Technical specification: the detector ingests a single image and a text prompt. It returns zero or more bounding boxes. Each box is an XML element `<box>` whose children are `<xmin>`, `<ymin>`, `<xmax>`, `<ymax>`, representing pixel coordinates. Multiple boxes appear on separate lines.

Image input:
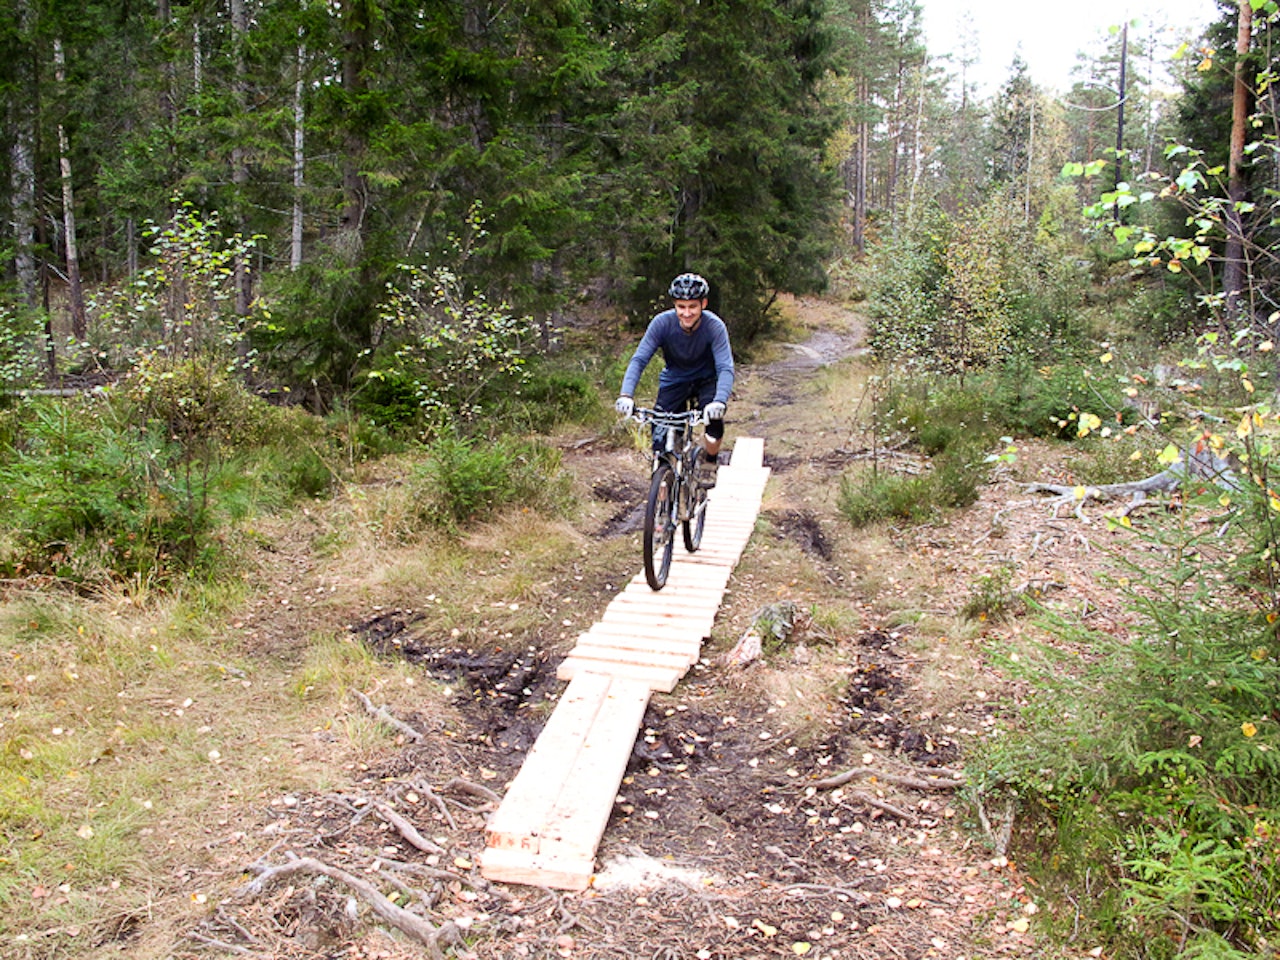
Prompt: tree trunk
<box><xmin>291</xmin><ymin>41</ymin><xmax>306</xmax><ymax>271</ymax></box>
<box><xmin>157</xmin><ymin>0</ymin><xmax>175</xmax><ymax>125</ymax></box>
<box><xmin>54</xmin><ymin>39</ymin><xmax>87</xmax><ymax>340</ymax></box>
<box><xmin>340</xmin><ymin>0</ymin><xmax>371</xmax><ymax>247</ymax></box>
<box><xmin>230</xmin><ymin>0</ymin><xmax>251</xmax><ymax>319</ymax></box>
<box><xmin>1223</xmin><ymin>0</ymin><xmax>1253</xmax><ymax>325</ymax></box>
<box><xmin>7</xmin><ymin>0</ymin><xmax>39</xmax><ymax>312</ymax></box>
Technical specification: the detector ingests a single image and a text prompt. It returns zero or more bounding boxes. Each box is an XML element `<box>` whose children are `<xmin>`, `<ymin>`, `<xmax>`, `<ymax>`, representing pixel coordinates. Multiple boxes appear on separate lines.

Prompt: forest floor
<box><xmin>9</xmin><ymin>297</ymin><xmax>1141</xmax><ymax>960</ymax></box>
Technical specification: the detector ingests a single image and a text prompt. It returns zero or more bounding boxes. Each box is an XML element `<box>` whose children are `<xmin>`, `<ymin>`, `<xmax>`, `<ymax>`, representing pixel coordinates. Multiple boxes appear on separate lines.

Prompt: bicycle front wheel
<box><xmin>643</xmin><ymin>461</ymin><xmax>677</xmax><ymax>590</ymax></box>
<box><xmin>682</xmin><ymin>479</ymin><xmax>707</xmax><ymax>552</ymax></box>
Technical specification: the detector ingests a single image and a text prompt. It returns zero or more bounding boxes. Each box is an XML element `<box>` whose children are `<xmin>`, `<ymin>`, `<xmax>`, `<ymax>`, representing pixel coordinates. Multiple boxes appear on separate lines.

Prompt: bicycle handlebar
<box><xmin>628</xmin><ymin>407</ymin><xmax>707</xmax><ymax>427</ymax></box>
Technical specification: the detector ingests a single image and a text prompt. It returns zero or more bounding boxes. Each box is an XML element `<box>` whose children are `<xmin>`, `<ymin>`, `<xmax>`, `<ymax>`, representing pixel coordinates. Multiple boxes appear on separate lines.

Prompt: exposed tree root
<box><xmin>351</xmin><ymin>689</ymin><xmax>424</xmax><ymax>742</ymax></box>
<box><xmin>811</xmin><ymin>764</ymin><xmax>963</xmax><ymax>792</ymax></box>
<box><xmin>236</xmin><ymin>855</ymin><xmax>461</xmax><ymax>958</ymax></box>
<box><xmin>1024</xmin><ymin>445</ymin><xmax>1237</xmax><ymax>520</ymax></box>
<box><xmin>371</xmin><ymin>799</ymin><xmax>446</xmax><ymax>855</ymax></box>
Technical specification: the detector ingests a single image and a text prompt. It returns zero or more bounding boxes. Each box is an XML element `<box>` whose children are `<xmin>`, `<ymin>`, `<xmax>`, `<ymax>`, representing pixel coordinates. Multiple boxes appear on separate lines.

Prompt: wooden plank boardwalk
<box><xmin>479</xmin><ymin>438</ymin><xmax>771</xmax><ymax>889</ymax></box>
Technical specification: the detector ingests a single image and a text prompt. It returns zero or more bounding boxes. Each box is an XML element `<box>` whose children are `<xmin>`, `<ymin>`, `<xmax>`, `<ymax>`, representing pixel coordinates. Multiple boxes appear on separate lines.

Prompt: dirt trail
<box><xmin>198</xmin><ymin>296</ymin><xmax>1057</xmax><ymax>960</ymax></box>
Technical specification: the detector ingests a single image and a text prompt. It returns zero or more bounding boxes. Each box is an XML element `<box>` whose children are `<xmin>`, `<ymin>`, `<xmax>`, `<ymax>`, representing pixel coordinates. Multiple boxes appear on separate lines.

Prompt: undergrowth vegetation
<box><xmin>857</xmin><ymin>161</ymin><xmax>1280</xmax><ymax>955</ymax></box>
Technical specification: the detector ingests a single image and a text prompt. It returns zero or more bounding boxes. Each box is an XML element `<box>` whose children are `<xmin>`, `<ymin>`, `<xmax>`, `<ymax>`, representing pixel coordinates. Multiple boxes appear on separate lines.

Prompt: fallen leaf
<box><xmin>76</xmin><ymin>825</ymin><xmax>94</xmax><ymax>839</ymax></box>
<box><xmin>752</xmin><ymin>919</ymin><xmax>778</xmax><ymax>937</ymax></box>
<box><xmin>792</xmin><ymin>943</ymin><xmax>812</xmax><ymax>956</ymax></box>
<box><xmin>1009</xmin><ymin>917</ymin><xmax>1030</xmax><ymax>934</ymax></box>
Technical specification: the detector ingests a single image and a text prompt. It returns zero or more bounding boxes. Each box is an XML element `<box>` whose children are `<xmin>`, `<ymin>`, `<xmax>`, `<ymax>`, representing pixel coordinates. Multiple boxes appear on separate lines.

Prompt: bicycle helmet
<box><xmin>668</xmin><ymin>273</ymin><xmax>710</xmax><ymax>300</ymax></box>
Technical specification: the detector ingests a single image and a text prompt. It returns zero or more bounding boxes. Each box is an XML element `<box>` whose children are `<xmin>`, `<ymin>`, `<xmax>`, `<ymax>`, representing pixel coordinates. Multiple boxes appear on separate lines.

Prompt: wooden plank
<box><xmin>607</xmin><ymin>593</ymin><xmax>718</xmax><ymax>615</ymax></box>
<box><xmin>555</xmin><ymin>657</ymin><xmax>682</xmax><ymax>692</ymax></box>
<box><xmin>535</xmin><ymin>678</ymin><xmax>652</xmax><ymax>860</ymax></box>
<box><xmin>729</xmin><ymin>437</ymin><xmax>765</xmax><ymax>466</ymax></box>
<box><xmin>580</xmin><ymin>621</ymin><xmax>706</xmax><ymax>644</ymax></box>
<box><xmin>575</xmin><ymin>630</ymin><xmax>702</xmax><ymax>662</ymax></box>
<box><xmin>568</xmin><ymin>643</ymin><xmax>693</xmax><ymax>671</ymax></box>
<box><xmin>484</xmin><ymin>672</ymin><xmax>611</xmax><ymax>851</ymax></box>
<box><xmin>482</xmin><ymin>438</ymin><xmax>769</xmax><ymax>890</ymax></box>
<box><xmin>599</xmin><ymin>612</ymin><xmax>716</xmax><ymax>638</ymax></box>
<box><xmin>479</xmin><ymin>845</ymin><xmax>593</xmax><ymax>891</ymax></box>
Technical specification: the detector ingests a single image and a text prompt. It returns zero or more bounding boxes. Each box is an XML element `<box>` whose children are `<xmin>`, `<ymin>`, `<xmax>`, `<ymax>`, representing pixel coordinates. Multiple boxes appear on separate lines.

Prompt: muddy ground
<box><xmin>177</xmin><ymin>296</ymin><xmax>1124</xmax><ymax>960</ymax></box>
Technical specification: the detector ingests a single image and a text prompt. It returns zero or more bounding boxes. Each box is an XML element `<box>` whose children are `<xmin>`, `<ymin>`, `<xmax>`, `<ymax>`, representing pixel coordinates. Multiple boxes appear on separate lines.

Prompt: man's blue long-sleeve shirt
<box><xmin>619</xmin><ymin>309</ymin><xmax>735</xmax><ymax>404</ymax></box>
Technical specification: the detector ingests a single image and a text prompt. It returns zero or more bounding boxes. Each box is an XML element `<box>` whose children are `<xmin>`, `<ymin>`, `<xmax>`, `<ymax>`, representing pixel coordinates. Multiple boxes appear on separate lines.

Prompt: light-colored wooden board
<box><xmin>728</xmin><ymin>437</ymin><xmax>765</xmax><ymax>466</ymax></box>
<box><xmin>580</xmin><ymin>621</ymin><xmax>706</xmax><ymax>644</ymax></box>
<box><xmin>483</xmin><ymin>672</ymin><xmax>611</xmax><ymax>850</ymax></box>
<box><xmin>567</xmin><ymin>643</ymin><xmax>693</xmax><ymax>671</ymax></box>
<box><xmin>555</xmin><ymin>657</ymin><xmax>682</xmax><ymax>692</ymax></box>
<box><xmin>575</xmin><ymin>630</ymin><xmax>702</xmax><ymax>661</ymax></box>
<box><xmin>534</xmin><ymin>678</ymin><xmax>653</xmax><ymax>860</ymax></box>
<box><xmin>483</xmin><ymin>439</ymin><xmax>769</xmax><ymax>890</ymax></box>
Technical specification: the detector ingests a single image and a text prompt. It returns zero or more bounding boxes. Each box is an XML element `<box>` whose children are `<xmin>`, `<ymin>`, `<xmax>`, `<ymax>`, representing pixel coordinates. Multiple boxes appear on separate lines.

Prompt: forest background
<box><xmin>2</xmin><ymin>0</ymin><xmax>1280</xmax><ymax>957</ymax></box>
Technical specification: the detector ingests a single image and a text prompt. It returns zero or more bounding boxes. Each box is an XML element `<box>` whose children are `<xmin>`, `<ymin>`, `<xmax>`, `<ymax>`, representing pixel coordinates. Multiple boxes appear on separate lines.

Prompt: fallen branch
<box><xmin>237</xmin><ymin>855</ymin><xmax>460</xmax><ymax>958</ymax></box>
<box><xmin>408</xmin><ymin>779</ymin><xmax>458</xmax><ymax>831</ymax></box>
<box><xmin>845</xmin><ymin>789</ymin><xmax>917</xmax><ymax>822</ymax></box>
<box><xmin>351</xmin><ymin>690</ymin><xmax>424</xmax><ymax>742</ymax></box>
<box><xmin>811</xmin><ymin>765</ymin><xmax>963</xmax><ymax>792</ymax></box>
<box><xmin>441</xmin><ymin>777</ymin><xmax>503</xmax><ymax>806</ymax></box>
<box><xmin>1024</xmin><ymin>445</ymin><xmax>1238</xmax><ymax>520</ymax></box>
<box><xmin>186</xmin><ymin>932</ymin><xmax>259</xmax><ymax>956</ymax></box>
<box><xmin>784</xmin><ymin>882</ymin><xmax>869</xmax><ymax>904</ymax></box>
<box><xmin>373</xmin><ymin>800</ymin><xmax>446</xmax><ymax>855</ymax></box>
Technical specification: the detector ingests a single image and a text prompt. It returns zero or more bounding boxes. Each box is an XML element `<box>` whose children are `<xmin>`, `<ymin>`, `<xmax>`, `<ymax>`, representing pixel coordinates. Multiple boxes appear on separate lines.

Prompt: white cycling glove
<box><xmin>704</xmin><ymin>401</ymin><xmax>726</xmax><ymax>421</ymax></box>
<box><xmin>615</xmin><ymin>396</ymin><xmax>635</xmax><ymax>417</ymax></box>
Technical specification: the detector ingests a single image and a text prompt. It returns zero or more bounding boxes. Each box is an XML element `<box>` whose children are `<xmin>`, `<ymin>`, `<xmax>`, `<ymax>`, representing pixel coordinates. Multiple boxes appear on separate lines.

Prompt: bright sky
<box><xmin>919</xmin><ymin>0</ymin><xmax>1218</xmax><ymax>96</ymax></box>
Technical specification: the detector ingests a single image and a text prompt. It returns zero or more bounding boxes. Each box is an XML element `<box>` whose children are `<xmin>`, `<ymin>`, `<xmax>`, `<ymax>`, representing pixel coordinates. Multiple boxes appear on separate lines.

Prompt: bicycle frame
<box><xmin>630</xmin><ymin>408</ymin><xmax>709</xmax><ymax>590</ymax></box>
<box><xmin>635</xmin><ymin>408</ymin><xmax>703</xmax><ymax>520</ymax></box>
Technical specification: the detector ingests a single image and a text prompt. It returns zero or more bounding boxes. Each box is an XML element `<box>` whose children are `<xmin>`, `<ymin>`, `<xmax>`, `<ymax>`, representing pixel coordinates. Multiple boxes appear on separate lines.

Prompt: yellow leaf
<box><xmin>1238</xmin><ymin>414</ymin><xmax>1254</xmax><ymax>439</ymax></box>
<box><xmin>1119</xmin><ymin>515</ymin><xmax>1132</xmax><ymax>529</ymax></box>
<box><xmin>1073</xmin><ymin>485</ymin><xmax>1088</xmax><ymax>500</ymax></box>
<box><xmin>1243</xmin><ymin>722</ymin><xmax>1258</xmax><ymax>738</ymax></box>
<box><xmin>1009</xmin><ymin>917</ymin><xmax>1031</xmax><ymax>934</ymax></box>
<box><xmin>1270</xmin><ymin>497</ymin><xmax>1280</xmax><ymax>513</ymax></box>
<box><xmin>1100</xmin><ymin>352</ymin><xmax>1113</xmax><ymax>364</ymax></box>
<box><xmin>1252</xmin><ymin>647</ymin><xmax>1269</xmax><ymax>662</ymax></box>
<box><xmin>753</xmin><ymin>919</ymin><xmax>778</xmax><ymax>938</ymax></box>
<box><xmin>1219</xmin><ymin>494</ymin><xmax>1232</xmax><ymax>507</ymax></box>
<box><xmin>793</xmin><ymin>943</ymin><xmax>813</xmax><ymax>956</ymax></box>
<box><xmin>1130</xmin><ymin>450</ymin><xmax>1143</xmax><ymax>461</ymax></box>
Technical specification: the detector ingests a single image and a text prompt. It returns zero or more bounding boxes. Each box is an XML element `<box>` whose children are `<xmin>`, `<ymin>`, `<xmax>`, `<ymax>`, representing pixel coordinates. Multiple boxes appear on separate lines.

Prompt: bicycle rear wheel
<box><xmin>643</xmin><ymin>461</ymin><xmax>677</xmax><ymax>590</ymax></box>
<box><xmin>682</xmin><ymin>479</ymin><xmax>707</xmax><ymax>552</ymax></box>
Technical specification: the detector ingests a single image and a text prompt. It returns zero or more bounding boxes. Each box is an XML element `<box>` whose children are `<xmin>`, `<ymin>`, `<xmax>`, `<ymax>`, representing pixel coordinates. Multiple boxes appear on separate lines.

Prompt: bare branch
<box><xmin>351</xmin><ymin>689</ymin><xmax>424</xmax><ymax>742</ymax></box>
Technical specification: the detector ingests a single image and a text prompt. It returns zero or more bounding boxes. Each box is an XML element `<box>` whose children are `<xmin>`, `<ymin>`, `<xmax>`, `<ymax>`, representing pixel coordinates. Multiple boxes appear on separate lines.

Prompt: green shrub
<box><xmin>0</xmin><ymin>398</ymin><xmax>222</xmax><ymax>578</ymax></box>
<box><xmin>414</xmin><ymin>434</ymin><xmax>570</xmax><ymax>532</ymax></box>
<box><xmin>837</xmin><ymin>469</ymin><xmax>933</xmax><ymax>526</ymax></box>
<box><xmin>960</xmin><ymin>564</ymin><xmax>1024</xmax><ymax>621</ymax></box>
<box><xmin>973</xmin><ymin>484</ymin><xmax>1280</xmax><ymax>957</ymax></box>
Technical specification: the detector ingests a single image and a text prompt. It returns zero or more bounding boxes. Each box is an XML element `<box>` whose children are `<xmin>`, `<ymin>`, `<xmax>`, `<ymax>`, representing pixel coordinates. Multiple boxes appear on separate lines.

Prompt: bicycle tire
<box><xmin>643</xmin><ymin>460</ymin><xmax>677</xmax><ymax>590</ymax></box>
<box><xmin>683</xmin><ymin>479</ymin><xmax>707</xmax><ymax>552</ymax></box>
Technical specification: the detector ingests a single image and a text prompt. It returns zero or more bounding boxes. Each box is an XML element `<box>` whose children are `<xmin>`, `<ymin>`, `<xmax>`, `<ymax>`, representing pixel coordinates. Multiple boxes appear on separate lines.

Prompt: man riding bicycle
<box><xmin>615</xmin><ymin>273</ymin><xmax>735</xmax><ymax>489</ymax></box>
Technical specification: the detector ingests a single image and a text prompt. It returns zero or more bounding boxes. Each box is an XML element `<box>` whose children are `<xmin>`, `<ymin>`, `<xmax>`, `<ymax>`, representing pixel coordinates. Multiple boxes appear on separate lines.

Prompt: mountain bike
<box><xmin>630</xmin><ymin>408</ymin><xmax>711</xmax><ymax>590</ymax></box>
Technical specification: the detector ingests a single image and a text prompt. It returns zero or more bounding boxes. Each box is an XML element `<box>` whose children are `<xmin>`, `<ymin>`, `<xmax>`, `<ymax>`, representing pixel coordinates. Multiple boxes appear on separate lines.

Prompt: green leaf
<box><xmin>1062</xmin><ymin>161</ymin><xmax>1085</xmax><ymax>177</ymax></box>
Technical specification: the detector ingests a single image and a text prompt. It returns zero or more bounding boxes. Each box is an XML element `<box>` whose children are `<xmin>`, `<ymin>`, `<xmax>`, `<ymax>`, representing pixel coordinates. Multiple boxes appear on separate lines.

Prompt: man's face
<box><xmin>675</xmin><ymin>298</ymin><xmax>706</xmax><ymax>331</ymax></box>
